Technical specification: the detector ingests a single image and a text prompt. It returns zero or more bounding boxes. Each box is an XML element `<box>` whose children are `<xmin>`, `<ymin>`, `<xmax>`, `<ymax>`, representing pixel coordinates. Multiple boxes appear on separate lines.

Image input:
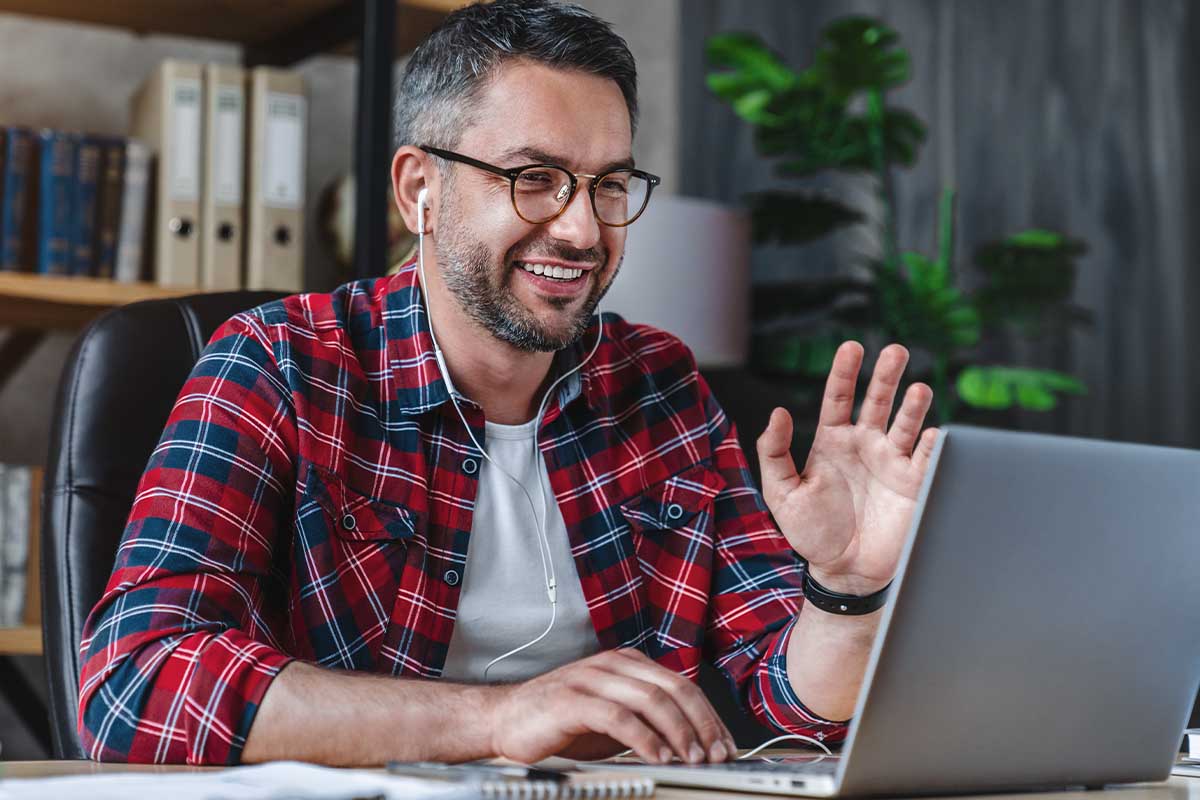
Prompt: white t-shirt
<box><xmin>441</xmin><ymin>417</ymin><xmax>601</xmax><ymax>683</ymax></box>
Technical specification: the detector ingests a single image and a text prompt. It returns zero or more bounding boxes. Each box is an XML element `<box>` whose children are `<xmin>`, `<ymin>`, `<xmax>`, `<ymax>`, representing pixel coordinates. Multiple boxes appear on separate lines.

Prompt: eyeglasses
<box><xmin>420</xmin><ymin>145</ymin><xmax>661</xmax><ymax>227</ymax></box>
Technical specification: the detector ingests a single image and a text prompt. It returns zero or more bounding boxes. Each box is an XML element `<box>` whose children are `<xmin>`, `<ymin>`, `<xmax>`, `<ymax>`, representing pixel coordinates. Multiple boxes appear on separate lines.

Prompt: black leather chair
<box><xmin>39</xmin><ymin>291</ymin><xmax>784</xmax><ymax>759</ymax></box>
<box><xmin>41</xmin><ymin>291</ymin><xmax>285</xmax><ymax>759</ymax></box>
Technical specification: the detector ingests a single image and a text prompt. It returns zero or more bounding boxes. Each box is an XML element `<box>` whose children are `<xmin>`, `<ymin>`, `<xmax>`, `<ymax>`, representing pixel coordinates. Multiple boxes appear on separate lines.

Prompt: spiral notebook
<box><xmin>386</xmin><ymin>762</ymin><xmax>655</xmax><ymax>799</ymax></box>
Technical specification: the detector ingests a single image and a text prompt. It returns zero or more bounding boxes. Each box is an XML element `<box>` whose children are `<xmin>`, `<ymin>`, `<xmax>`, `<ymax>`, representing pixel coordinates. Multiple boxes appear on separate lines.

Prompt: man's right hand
<box><xmin>487</xmin><ymin>648</ymin><xmax>737</xmax><ymax>765</ymax></box>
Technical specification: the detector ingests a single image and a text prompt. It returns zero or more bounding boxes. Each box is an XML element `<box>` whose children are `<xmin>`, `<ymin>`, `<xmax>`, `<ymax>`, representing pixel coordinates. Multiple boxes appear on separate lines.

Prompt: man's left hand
<box><xmin>756</xmin><ymin>341</ymin><xmax>939</xmax><ymax>596</ymax></box>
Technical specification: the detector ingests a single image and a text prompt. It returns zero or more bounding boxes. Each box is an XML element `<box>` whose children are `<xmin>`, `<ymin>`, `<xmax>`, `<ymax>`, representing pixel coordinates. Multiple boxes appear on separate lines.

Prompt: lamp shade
<box><xmin>603</xmin><ymin>195</ymin><xmax>750</xmax><ymax>367</ymax></box>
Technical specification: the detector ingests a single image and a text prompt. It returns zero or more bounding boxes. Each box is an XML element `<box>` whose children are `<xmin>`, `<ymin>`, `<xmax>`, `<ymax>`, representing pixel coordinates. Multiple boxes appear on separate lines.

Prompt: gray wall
<box><xmin>681</xmin><ymin>0</ymin><xmax>1200</xmax><ymax>449</ymax></box>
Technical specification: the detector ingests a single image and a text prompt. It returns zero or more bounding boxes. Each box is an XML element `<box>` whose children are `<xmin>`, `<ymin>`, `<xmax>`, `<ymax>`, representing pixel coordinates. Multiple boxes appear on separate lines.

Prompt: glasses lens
<box><xmin>513</xmin><ymin>166</ymin><xmax>576</xmax><ymax>223</ymax></box>
<box><xmin>593</xmin><ymin>170</ymin><xmax>650</xmax><ymax>226</ymax></box>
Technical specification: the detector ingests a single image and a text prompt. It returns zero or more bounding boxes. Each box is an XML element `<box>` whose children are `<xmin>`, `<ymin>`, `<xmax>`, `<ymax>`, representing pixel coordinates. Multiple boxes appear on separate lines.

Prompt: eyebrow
<box><xmin>495</xmin><ymin>146</ymin><xmax>636</xmax><ymax>173</ymax></box>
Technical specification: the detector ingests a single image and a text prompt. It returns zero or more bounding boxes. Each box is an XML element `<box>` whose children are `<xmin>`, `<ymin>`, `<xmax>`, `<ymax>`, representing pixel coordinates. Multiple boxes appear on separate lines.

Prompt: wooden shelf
<box><xmin>0</xmin><ymin>1</ymin><xmax>465</xmax><ymax>59</ymax></box>
<box><xmin>0</xmin><ymin>273</ymin><xmax>203</xmax><ymax>330</ymax></box>
<box><xmin>0</xmin><ymin>624</ymin><xmax>42</xmax><ymax>655</ymax></box>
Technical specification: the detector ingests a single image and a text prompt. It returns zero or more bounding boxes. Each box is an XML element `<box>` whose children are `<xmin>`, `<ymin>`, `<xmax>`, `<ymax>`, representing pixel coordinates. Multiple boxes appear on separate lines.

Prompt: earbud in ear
<box><xmin>417</xmin><ymin>188</ymin><xmax>429</xmax><ymax>234</ymax></box>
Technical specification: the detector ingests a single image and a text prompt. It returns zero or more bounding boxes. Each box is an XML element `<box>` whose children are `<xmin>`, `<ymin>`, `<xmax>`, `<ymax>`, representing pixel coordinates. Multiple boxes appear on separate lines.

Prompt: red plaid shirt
<box><xmin>77</xmin><ymin>262</ymin><xmax>847</xmax><ymax>764</ymax></box>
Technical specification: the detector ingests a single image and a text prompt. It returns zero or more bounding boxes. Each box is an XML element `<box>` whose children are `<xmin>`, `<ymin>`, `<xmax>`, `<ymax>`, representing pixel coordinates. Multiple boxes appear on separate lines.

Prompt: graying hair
<box><xmin>393</xmin><ymin>0</ymin><xmax>638</xmax><ymax>152</ymax></box>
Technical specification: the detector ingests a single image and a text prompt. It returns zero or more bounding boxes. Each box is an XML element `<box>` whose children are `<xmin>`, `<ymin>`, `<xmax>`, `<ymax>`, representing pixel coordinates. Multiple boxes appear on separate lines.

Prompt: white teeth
<box><xmin>518</xmin><ymin>262</ymin><xmax>585</xmax><ymax>281</ymax></box>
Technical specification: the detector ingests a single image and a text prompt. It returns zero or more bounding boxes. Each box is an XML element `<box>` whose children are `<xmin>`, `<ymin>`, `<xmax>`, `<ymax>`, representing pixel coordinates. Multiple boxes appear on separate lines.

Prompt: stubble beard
<box><xmin>435</xmin><ymin>203</ymin><xmax>620</xmax><ymax>353</ymax></box>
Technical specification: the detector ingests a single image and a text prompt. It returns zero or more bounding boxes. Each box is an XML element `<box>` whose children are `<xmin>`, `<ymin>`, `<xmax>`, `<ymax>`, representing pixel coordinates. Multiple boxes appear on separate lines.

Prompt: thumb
<box><xmin>756</xmin><ymin>407</ymin><xmax>801</xmax><ymax>504</ymax></box>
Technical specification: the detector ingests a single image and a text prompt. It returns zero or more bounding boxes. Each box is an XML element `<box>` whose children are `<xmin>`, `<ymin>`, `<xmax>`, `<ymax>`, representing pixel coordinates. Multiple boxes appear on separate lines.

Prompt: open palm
<box><xmin>756</xmin><ymin>342</ymin><xmax>939</xmax><ymax>595</ymax></box>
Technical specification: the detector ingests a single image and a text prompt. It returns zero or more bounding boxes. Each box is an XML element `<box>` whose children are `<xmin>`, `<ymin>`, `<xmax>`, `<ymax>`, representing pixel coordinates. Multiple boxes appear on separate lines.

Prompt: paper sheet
<box><xmin>0</xmin><ymin>760</ymin><xmax>480</xmax><ymax>800</ymax></box>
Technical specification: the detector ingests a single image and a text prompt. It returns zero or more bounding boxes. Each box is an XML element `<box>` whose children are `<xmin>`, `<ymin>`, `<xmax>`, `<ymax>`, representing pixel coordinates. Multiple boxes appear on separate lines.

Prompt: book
<box><xmin>0</xmin><ymin>465</ymin><xmax>28</xmax><ymax>627</ymax></box>
<box><xmin>113</xmin><ymin>139</ymin><xmax>150</xmax><ymax>283</ymax></box>
<box><xmin>36</xmin><ymin>129</ymin><xmax>77</xmax><ymax>275</ymax></box>
<box><xmin>93</xmin><ymin>137</ymin><xmax>126</xmax><ymax>279</ymax></box>
<box><xmin>71</xmin><ymin>135</ymin><xmax>103</xmax><ymax>275</ymax></box>
<box><xmin>0</xmin><ymin>127</ymin><xmax>36</xmax><ymax>271</ymax></box>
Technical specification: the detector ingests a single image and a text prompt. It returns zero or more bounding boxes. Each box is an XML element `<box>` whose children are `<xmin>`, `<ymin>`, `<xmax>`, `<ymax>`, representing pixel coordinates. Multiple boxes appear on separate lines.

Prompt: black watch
<box><xmin>802</xmin><ymin>568</ymin><xmax>891</xmax><ymax>616</ymax></box>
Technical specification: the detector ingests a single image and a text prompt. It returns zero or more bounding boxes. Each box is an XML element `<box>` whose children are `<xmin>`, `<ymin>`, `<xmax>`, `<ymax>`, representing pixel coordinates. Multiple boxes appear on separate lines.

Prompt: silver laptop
<box><xmin>580</xmin><ymin>425</ymin><xmax>1200</xmax><ymax>795</ymax></box>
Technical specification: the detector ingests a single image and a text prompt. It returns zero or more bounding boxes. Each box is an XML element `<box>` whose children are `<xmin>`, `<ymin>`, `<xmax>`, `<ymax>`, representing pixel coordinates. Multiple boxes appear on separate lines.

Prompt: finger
<box><xmin>577</xmin><ymin>696</ymin><xmax>672</xmax><ymax>765</ymax></box>
<box><xmin>856</xmin><ymin>344</ymin><xmax>910</xmax><ymax>430</ymax></box>
<box><xmin>756</xmin><ymin>408</ymin><xmax>801</xmax><ymax>507</ymax></box>
<box><xmin>573</xmin><ymin>668</ymin><xmax>704</xmax><ymax>764</ymax></box>
<box><xmin>911</xmin><ymin>427</ymin><xmax>940</xmax><ymax>474</ymax></box>
<box><xmin>886</xmin><ymin>382</ymin><xmax>933</xmax><ymax>453</ymax></box>
<box><xmin>607</xmin><ymin>650</ymin><xmax>733</xmax><ymax>762</ymax></box>
<box><xmin>818</xmin><ymin>341</ymin><xmax>866</xmax><ymax>427</ymax></box>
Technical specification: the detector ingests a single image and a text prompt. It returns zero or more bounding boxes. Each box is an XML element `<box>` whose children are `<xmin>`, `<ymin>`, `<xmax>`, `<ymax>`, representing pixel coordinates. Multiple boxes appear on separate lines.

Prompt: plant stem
<box><xmin>866</xmin><ymin>88</ymin><xmax>898</xmax><ymax>272</ymax></box>
<box><xmin>931</xmin><ymin>354</ymin><xmax>954</xmax><ymax>424</ymax></box>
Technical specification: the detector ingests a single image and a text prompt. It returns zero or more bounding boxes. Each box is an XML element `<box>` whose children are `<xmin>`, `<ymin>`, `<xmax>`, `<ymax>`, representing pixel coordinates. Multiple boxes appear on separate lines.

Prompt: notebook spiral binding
<box><xmin>479</xmin><ymin>777</ymin><xmax>655</xmax><ymax>798</ymax></box>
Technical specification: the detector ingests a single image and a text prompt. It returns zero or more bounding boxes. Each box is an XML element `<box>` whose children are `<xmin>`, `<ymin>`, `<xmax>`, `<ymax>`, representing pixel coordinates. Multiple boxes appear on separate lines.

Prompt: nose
<box><xmin>544</xmin><ymin>179</ymin><xmax>602</xmax><ymax>250</ymax></box>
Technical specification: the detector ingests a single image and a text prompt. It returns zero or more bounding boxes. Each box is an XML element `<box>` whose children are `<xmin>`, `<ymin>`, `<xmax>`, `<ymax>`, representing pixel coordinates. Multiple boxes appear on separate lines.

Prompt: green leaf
<box><xmin>746</xmin><ymin>191</ymin><xmax>865</xmax><ymax>245</ymax></box>
<box><xmin>955</xmin><ymin>366</ymin><xmax>1087</xmax><ymax>412</ymax></box>
<box><xmin>973</xmin><ymin>229</ymin><xmax>1087</xmax><ymax>328</ymax></box>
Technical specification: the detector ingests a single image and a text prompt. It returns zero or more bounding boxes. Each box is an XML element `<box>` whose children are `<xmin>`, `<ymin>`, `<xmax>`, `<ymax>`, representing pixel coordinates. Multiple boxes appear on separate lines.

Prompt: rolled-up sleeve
<box><xmin>698</xmin><ymin>373</ymin><xmax>850</xmax><ymax>743</ymax></box>
<box><xmin>78</xmin><ymin>313</ymin><xmax>298</xmax><ymax>764</ymax></box>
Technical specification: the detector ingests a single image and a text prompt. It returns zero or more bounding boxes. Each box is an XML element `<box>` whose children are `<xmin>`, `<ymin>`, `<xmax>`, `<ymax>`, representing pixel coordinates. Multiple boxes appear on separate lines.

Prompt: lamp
<box><xmin>605</xmin><ymin>195</ymin><xmax>750</xmax><ymax>367</ymax></box>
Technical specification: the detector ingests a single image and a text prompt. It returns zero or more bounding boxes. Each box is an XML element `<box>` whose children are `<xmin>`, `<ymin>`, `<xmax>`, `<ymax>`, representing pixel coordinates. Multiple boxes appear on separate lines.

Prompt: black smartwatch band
<box><xmin>802</xmin><ymin>568</ymin><xmax>891</xmax><ymax>616</ymax></box>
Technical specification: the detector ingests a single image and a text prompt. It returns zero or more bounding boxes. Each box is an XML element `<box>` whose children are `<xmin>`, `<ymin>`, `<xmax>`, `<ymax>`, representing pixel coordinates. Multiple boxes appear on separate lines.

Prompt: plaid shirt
<box><xmin>78</xmin><ymin>262</ymin><xmax>848</xmax><ymax>764</ymax></box>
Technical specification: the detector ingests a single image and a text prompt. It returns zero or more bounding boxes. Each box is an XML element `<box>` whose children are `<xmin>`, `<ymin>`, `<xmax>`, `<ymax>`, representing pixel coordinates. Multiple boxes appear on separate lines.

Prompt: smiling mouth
<box><xmin>514</xmin><ymin>260</ymin><xmax>589</xmax><ymax>282</ymax></box>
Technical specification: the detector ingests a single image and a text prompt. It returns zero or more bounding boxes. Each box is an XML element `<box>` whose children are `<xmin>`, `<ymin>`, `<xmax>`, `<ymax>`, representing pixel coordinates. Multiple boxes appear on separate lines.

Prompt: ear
<box><xmin>392</xmin><ymin>145</ymin><xmax>435</xmax><ymax>235</ymax></box>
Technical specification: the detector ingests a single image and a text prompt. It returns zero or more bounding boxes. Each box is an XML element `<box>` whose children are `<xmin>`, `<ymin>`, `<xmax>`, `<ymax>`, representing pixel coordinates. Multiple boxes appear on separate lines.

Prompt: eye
<box><xmin>516</xmin><ymin>169</ymin><xmax>557</xmax><ymax>188</ymax></box>
<box><xmin>597</xmin><ymin>176</ymin><xmax>629</xmax><ymax>196</ymax></box>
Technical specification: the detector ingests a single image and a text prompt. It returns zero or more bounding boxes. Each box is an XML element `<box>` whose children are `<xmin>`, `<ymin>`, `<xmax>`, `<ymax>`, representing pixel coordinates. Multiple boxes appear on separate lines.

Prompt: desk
<box><xmin>2</xmin><ymin>761</ymin><xmax>1199</xmax><ymax>800</ymax></box>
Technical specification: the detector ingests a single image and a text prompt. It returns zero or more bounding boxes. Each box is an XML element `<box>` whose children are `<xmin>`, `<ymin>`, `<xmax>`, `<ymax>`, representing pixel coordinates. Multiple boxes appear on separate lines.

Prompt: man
<box><xmin>78</xmin><ymin>0</ymin><xmax>937</xmax><ymax>767</ymax></box>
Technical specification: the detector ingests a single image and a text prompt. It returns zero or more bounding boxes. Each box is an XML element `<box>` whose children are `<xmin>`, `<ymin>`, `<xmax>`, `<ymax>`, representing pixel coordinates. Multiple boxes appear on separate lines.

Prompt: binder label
<box><xmin>170</xmin><ymin>78</ymin><xmax>201</xmax><ymax>202</ymax></box>
<box><xmin>214</xmin><ymin>86</ymin><xmax>244</xmax><ymax>205</ymax></box>
<box><xmin>262</xmin><ymin>92</ymin><xmax>306</xmax><ymax>210</ymax></box>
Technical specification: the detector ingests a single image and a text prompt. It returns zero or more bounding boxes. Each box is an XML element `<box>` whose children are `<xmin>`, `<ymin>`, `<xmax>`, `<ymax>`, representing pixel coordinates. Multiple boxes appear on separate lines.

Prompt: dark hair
<box><xmin>393</xmin><ymin>0</ymin><xmax>638</xmax><ymax>151</ymax></box>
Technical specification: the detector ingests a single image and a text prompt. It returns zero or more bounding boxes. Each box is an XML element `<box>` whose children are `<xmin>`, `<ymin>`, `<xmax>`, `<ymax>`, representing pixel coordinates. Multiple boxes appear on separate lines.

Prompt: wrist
<box><xmin>804</xmin><ymin>564</ymin><xmax>891</xmax><ymax>597</ymax></box>
<box><xmin>481</xmin><ymin>683</ymin><xmax>513</xmax><ymax>760</ymax></box>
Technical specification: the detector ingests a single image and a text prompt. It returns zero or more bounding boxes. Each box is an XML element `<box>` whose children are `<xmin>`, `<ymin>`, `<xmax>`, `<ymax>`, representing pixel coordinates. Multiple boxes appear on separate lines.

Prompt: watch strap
<box><xmin>802</xmin><ymin>568</ymin><xmax>891</xmax><ymax>616</ymax></box>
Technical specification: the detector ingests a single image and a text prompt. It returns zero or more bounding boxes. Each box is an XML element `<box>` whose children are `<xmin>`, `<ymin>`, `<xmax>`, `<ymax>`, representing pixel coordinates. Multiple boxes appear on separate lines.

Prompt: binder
<box><xmin>113</xmin><ymin>140</ymin><xmax>151</xmax><ymax>283</ymax></box>
<box><xmin>200</xmin><ymin>63</ymin><xmax>245</xmax><ymax>291</ymax></box>
<box><xmin>245</xmin><ymin>66</ymin><xmax>306</xmax><ymax>292</ymax></box>
<box><xmin>131</xmin><ymin>59</ymin><xmax>202</xmax><ymax>288</ymax></box>
<box><xmin>36</xmin><ymin>129</ymin><xmax>76</xmax><ymax>276</ymax></box>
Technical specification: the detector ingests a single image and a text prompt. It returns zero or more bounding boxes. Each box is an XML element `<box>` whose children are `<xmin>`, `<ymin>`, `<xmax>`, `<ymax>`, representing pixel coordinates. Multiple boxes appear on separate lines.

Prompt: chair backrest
<box><xmin>41</xmin><ymin>291</ymin><xmax>285</xmax><ymax>759</ymax></box>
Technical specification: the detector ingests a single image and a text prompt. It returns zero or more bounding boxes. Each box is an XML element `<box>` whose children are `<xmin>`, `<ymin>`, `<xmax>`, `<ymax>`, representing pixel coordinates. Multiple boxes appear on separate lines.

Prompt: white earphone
<box><xmin>413</xmin><ymin>184</ymin><xmax>604</xmax><ymax>680</ymax></box>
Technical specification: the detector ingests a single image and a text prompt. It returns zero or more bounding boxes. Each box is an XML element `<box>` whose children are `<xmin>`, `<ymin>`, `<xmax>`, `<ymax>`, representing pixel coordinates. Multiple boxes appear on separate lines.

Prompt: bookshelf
<box><xmin>0</xmin><ymin>1</ymin><xmax>465</xmax><ymax>752</ymax></box>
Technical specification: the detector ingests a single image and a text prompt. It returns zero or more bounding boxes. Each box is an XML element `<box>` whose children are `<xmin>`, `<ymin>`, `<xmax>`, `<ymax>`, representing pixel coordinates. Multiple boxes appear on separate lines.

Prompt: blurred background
<box><xmin>0</xmin><ymin>0</ymin><xmax>1197</xmax><ymax>759</ymax></box>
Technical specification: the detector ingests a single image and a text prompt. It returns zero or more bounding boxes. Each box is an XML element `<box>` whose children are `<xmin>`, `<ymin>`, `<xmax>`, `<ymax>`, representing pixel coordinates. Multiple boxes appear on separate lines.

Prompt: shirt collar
<box><xmin>384</xmin><ymin>262</ymin><xmax>605</xmax><ymax>417</ymax></box>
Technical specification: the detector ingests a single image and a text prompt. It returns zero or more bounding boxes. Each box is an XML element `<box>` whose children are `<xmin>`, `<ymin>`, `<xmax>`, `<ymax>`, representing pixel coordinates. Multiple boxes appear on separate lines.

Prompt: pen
<box><xmin>386</xmin><ymin>761</ymin><xmax>570</xmax><ymax>783</ymax></box>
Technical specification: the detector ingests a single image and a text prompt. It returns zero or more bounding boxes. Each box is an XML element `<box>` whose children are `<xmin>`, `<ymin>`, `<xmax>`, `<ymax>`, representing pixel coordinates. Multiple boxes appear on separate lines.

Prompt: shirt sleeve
<box><xmin>77</xmin><ymin>313</ymin><xmax>298</xmax><ymax>764</ymax></box>
<box><xmin>697</xmin><ymin>371</ymin><xmax>850</xmax><ymax>744</ymax></box>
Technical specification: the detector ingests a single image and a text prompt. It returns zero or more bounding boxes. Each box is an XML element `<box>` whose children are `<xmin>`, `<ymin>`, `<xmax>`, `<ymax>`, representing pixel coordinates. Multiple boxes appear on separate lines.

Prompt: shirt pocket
<box><xmin>620</xmin><ymin>463</ymin><xmax>726</xmax><ymax>652</ymax></box>
<box><xmin>291</xmin><ymin>459</ymin><xmax>417</xmax><ymax>670</ymax></box>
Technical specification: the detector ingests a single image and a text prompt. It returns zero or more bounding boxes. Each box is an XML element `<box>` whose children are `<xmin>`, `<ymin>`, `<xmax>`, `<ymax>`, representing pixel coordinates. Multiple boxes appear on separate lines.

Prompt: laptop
<box><xmin>579</xmin><ymin>425</ymin><xmax>1200</xmax><ymax>796</ymax></box>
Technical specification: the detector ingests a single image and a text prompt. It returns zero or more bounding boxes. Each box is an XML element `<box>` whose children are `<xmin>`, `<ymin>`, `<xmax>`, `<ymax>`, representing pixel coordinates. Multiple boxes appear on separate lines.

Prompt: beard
<box><xmin>434</xmin><ymin>205</ymin><xmax>620</xmax><ymax>353</ymax></box>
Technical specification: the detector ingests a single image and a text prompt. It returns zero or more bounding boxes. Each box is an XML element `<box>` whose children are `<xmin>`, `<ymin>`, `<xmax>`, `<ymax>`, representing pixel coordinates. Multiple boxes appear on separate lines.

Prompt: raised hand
<box><xmin>756</xmin><ymin>341</ymin><xmax>939</xmax><ymax>595</ymax></box>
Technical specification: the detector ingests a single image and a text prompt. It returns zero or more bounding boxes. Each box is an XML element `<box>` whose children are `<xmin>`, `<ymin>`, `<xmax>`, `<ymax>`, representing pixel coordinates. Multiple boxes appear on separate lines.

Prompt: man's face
<box><xmin>433</xmin><ymin>61</ymin><xmax>633</xmax><ymax>352</ymax></box>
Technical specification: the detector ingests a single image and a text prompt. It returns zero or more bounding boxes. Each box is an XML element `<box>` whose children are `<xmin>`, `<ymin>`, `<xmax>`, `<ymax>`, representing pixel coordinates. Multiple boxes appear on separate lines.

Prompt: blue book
<box><xmin>0</xmin><ymin>127</ymin><xmax>36</xmax><ymax>271</ymax></box>
<box><xmin>36</xmin><ymin>129</ymin><xmax>76</xmax><ymax>275</ymax></box>
<box><xmin>71</xmin><ymin>135</ymin><xmax>103</xmax><ymax>276</ymax></box>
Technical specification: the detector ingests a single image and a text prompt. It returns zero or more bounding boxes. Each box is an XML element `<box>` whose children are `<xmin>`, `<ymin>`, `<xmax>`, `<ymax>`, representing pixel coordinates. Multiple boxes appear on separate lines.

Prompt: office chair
<box><xmin>37</xmin><ymin>289</ymin><xmax>798</xmax><ymax>759</ymax></box>
<box><xmin>41</xmin><ymin>291</ymin><xmax>285</xmax><ymax>759</ymax></box>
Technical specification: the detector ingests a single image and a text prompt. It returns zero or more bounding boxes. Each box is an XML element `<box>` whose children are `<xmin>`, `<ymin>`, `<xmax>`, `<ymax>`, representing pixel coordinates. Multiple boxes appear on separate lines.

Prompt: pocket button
<box><xmin>666</xmin><ymin>503</ymin><xmax>685</xmax><ymax>521</ymax></box>
<box><xmin>341</xmin><ymin>513</ymin><xmax>357</xmax><ymax>531</ymax></box>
